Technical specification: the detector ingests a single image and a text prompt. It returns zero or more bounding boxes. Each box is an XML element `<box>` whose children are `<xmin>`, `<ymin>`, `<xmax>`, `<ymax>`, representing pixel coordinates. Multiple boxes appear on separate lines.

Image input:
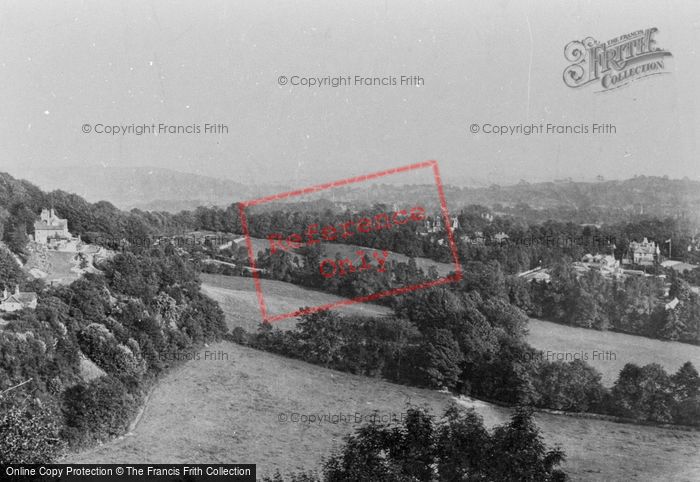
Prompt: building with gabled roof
<box><xmin>627</xmin><ymin>237</ymin><xmax>658</xmax><ymax>266</ymax></box>
<box><xmin>0</xmin><ymin>286</ymin><xmax>38</xmax><ymax>312</ymax></box>
<box><xmin>33</xmin><ymin>208</ymin><xmax>71</xmax><ymax>244</ymax></box>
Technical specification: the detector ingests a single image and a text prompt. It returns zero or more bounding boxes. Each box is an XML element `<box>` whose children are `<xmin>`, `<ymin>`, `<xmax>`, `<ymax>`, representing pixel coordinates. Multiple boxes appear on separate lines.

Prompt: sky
<box><xmin>1</xmin><ymin>0</ymin><xmax>698</xmax><ymax>187</ymax></box>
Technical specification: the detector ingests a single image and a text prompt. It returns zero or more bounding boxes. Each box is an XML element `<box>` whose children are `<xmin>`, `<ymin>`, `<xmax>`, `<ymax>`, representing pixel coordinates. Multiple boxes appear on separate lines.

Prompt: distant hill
<box><xmin>9</xmin><ymin>165</ymin><xmax>700</xmax><ymax>224</ymax></box>
<box><xmin>14</xmin><ymin>166</ymin><xmax>287</xmax><ymax>212</ymax></box>
<box><xmin>451</xmin><ymin>176</ymin><xmax>700</xmax><ymax>213</ymax></box>
<box><xmin>0</xmin><ymin>171</ymin><xmax>179</xmax><ymax>254</ymax></box>
<box><xmin>312</xmin><ymin>176</ymin><xmax>700</xmax><ymax>225</ymax></box>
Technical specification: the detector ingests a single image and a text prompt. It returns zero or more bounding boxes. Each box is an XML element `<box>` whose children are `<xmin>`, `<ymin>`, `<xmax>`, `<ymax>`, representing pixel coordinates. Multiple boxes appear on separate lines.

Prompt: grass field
<box><xmin>317</xmin><ymin>241</ymin><xmax>457</xmax><ymax>277</ymax></box>
<box><xmin>200</xmin><ymin>273</ymin><xmax>392</xmax><ymax>331</ymax></box>
<box><xmin>65</xmin><ymin>341</ymin><xmax>450</xmax><ymax>477</ymax></box>
<box><xmin>66</xmin><ymin>341</ymin><xmax>700</xmax><ymax>481</ymax></box>
<box><xmin>243</xmin><ymin>236</ymin><xmax>457</xmax><ymax>277</ymax></box>
<box><xmin>202</xmin><ymin>273</ymin><xmax>700</xmax><ymax>386</ymax></box>
<box><xmin>526</xmin><ymin>319</ymin><xmax>700</xmax><ymax>386</ymax></box>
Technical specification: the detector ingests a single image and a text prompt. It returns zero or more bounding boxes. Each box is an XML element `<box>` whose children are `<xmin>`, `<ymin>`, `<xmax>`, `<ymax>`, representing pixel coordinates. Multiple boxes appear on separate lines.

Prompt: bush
<box><xmin>672</xmin><ymin>397</ymin><xmax>700</xmax><ymax>426</ymax></box>
<box><xmin>533</xmin><ymin>360</ymin><xmax>605</xmax><ymax>412</ymax></box>
<box><xmin>0</xmin><ymin>395</ymin><xmax>64</xmax><ymax>463</ymax></box>
<box><xmin>611</xmin><ymin>363</ymin><xmax>673</xmax><ymax>423</ymax></box>
<box><xmin>77</xmin><ymin>323</ymin><xmax>146</xmax><ymax>382</ymax></box>
<box><xmin>62</xmin><ymin>376</ymin><xmax>140</xmax><ymax>446</ymax></box>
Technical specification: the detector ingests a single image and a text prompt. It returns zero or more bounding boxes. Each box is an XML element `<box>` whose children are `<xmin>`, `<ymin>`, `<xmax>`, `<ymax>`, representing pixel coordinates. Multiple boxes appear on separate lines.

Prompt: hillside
<box><xmin>248</xmin><ymin>176</ymin><xmax>700</xmax><ymax>223</ymax></box>
<box><xmin>203</xmin><ymin>273</ymin><xmax>700</xmax><ymax>387</ymax></box>
<box><xmin>10</xmin><ymin>166</ymin><xmax>287</xmax><ymax>212</ymax></box>
<box><xmin>0</xmin><ymin>171</ymin><xmax>165</xmax><ymax>251</ymax></box>
<box><xmin>200</xmin><ymin>273</ymin><xmax>392</xmax><ymax>330</ymax></box>
<box><xmin>66</xmin><ymin>340</ymin><xmax>700</xmax><ymax>481</ymax></box>
<box><xmin>451</xmin><ymin>176</ymin><xmax>700</xmax><ymax>215</ymax></box>
<box><xmin>2</xmin><ymin>169</ymin><xmax>699</xmax><ymax>479</ymax></box>
<box><xmin>339</xmin><ymin>176</ymin><xmax>700</xmax><ymax>218</ymax></box>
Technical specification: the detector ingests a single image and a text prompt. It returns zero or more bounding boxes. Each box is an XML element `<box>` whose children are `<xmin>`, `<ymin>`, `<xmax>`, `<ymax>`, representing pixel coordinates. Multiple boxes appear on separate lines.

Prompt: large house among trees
<box><xmin>627</xmin><ymin>237</ymin><xmax>658</xmax><ymax>265</ymax></box>
<box><xmin>33</xmin><ymin>208</ymin><xmax>71</xmax><ymax>245</ymax></box>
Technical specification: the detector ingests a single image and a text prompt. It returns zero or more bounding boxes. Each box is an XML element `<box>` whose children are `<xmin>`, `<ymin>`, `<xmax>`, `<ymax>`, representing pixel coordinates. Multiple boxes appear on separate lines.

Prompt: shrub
<box><xmin>0</xmin><ymin>395</ymin><xmax>64</xmax><ymax>463</ymax></box>
<box><xmin>61</xmin><ymin>376</ymin><xmax>140</xmax><ymax>446</ymax></box>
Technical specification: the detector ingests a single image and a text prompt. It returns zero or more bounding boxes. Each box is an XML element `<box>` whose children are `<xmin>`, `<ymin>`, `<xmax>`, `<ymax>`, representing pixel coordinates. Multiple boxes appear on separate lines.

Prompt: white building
<box><xmin>425</xmin><ymin>215</ymin><xmax>459</xmax><ymax>233</ymax></box>
<box><xmin>665</xmin><ymin>297</ymin><xmax>680</xmax><ymax>311</ymax></box>
<box><xmin>0</xmin><ymin>286</ymin><xmax>38</xmax><ymax>312</ymax></box>
<box><xmin>517</xmin><ymin>267</ymin><xmax>551</xmax><ymax>283</ymax></box>
<box><xmin>480</xmin><ymin>212</ymin><xmax>494</xmax><ymax>222</ymax></box>
<box><xmin>580</xmin><ymin>253</ymin><xmax>622</xmax><ymax>277</ymax></box>
<box><xmin>494</xmin><ymin>232</ymin><xmax>510</xmax><ymax>244</ymax></box>
<box><xmin>628</xmin><ymin>237</ymin><xmax>657</xmax><ymax>265</ymax></box>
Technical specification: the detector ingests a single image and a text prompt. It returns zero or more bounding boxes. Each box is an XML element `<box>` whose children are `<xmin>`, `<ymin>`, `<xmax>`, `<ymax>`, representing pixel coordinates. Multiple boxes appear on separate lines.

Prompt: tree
<box><xmin>295</xmin><ymin>311</ymin><xmax>347</xmax><ymax>368</ymax></box>
<box><xmin>6</xmin><ymin>221</ymin><xmax>29</xmax><ymax>254</ymax></box>
<box><xmin>659</xmin><ymin>308</ymin><xmax>685</xmax><ymax>341</ymax></box>
<box><xmin>62</xmin><ymin>376</ymin><xmax>139</xmax><ymax>445</ymax></box>
<box><xmin>534</xmin><ymin>360</ymin><xmax>604</xmax><ymax>412</ymax></box>
<box><xmin>0</xmin><ymin>248</ymin><xmax>25</xmax><ymax>290</ymax></box>
<box><xmin>611</xmin><ymin>363</ymin><xmax>673</xmax><ymax>422</ymax></box>
<box><xmin>323</xmin><ymin>419</ymin><xmax>408</xmax><ymax>481</ymax></box>
<box><xmin>671</xmin><ymin>362</ymin><xmax>700</xmax><ymax>400</ymax></box>
<box><xmin>322</xmin><ymin>405</ymin><xmax>567</xmax><ymax>482</ymax></box>
<box><xmin>669</xmin><ymin>362</ymin><xmax>700</xmax><ymax>426</ymax></box>
<box><xmin>77</xmin><ymin>323</ymin><xmax>146</xmax><ymax>381</ymax></box>
<box><xmin>416</xmin><ymin>329</ymin><xmax>464</xmax><ymax>390</ymax></box>
<box><xmin>435</xmin><ymin>403</ymin><xmax>489</xmax><ymax>480</ymax></box>
<box><xmin>487</xmin><ymin>406</ymin><xmax>567</xmax><ymax>482</ymax></box>
<box><xmin>0</xmin><ymin>394</ymin><xmax>64</xmax><ymax>463</ymax></box>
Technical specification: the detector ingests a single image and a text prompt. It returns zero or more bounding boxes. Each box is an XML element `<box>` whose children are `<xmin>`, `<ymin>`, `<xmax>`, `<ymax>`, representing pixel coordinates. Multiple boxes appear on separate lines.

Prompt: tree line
<box><xmin>232</xmin><ymin>288</ymin><xmax>700</xmax><ymax>428</ymax></box>
<box><xmin>512</xmin><ymin>260</ymin><xmax>700</xmax><ymax>344</ymax></box>
<box><xmin>262</xmin><ymin>405</ymin><xmax>568</xmax><ymax>482</ymax></box>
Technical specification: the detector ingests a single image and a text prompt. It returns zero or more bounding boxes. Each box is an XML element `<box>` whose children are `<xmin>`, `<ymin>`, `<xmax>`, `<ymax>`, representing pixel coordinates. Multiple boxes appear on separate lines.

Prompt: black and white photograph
<box><xmin>1</xmin><ymin>1</ymin><xmax>699</xmax><ymax>481</ymax></box>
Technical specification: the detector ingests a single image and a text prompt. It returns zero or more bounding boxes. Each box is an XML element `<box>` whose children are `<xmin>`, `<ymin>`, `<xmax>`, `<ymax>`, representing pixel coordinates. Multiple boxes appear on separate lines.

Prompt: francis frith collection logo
<box><xmin>563</xmin><ymin>28</ymin><xmax>672</xmax><ymax>92</ymax></box>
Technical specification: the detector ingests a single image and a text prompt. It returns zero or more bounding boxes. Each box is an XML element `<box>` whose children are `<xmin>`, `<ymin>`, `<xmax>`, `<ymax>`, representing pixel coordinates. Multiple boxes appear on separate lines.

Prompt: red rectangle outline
<box><xmin>237</xmin><ymin>160</ymin><xmax>463</xmax><ymax>322</ymax></box>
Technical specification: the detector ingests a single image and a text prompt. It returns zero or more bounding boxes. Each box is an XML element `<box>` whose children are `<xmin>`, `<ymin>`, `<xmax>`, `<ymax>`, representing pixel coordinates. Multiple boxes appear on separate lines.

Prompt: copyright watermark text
<box><xmin>82</xmin><ymin>123</ymin><xmax>229</xmax><ymax>135</ymax></box>
<box><xmin>469</xmin><ymin>122</ymin><xmax>616</xmax><ymax>135</ymax></box>
<box><xmin>278</xmin><ymin>411</ymin><xmax>409</xmax><ymax>425</ymax></box>
<box><xmin>278</xmin><ymin>74</ymin><xmax>424</xmax><ymax>87</ymax></box>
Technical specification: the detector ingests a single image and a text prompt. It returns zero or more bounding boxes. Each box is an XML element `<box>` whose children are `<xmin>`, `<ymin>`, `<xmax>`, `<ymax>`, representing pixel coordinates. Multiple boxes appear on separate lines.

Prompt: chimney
<box><xmin>15</xmin><ymin>285</ymin><xmax>20</xmax><ymax>296</ymax></box>
<box><xmin>2</xmin><ymin>287</ymin><xmax>7</xmax><ymax>299</ymax></box>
